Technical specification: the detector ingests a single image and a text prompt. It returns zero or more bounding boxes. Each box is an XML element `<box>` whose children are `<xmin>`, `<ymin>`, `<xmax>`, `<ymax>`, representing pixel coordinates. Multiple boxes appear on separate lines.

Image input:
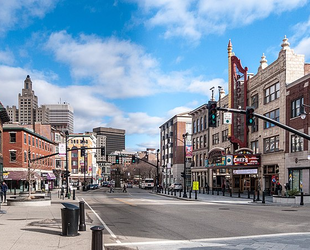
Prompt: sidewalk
<box><xmin>157</xmin><ymin>188</ymin><xmax>274</xmax><ymax>204</ymax></box>
<box><xmin>0</xmin><ymin>190</ymin><xmax>100</xmax><ymax>250</ymax></box>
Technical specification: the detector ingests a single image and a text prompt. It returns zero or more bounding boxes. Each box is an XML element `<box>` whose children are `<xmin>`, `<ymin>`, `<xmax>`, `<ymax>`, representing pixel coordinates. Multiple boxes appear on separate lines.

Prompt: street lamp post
<box><xmin>182</xmin><ymin>132</ymin><xmax>188</xmax><ymax>198</ymax></box>
<box><xmin>156</xmin><ymin>149</ymin><xmax>159</xmax><ymax>193</ymax></box>
<box><xmin>65</xmin><ymin>131</ymin><xmax>69</xmax><ymax>197</ymax></box>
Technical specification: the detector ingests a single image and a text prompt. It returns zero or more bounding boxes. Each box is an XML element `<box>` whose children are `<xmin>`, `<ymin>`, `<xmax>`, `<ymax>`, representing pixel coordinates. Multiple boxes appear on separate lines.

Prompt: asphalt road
<box><xmin>79</xmin><ymin>187</ymin><xmax>310</xmax><ymax>249</ymax></box>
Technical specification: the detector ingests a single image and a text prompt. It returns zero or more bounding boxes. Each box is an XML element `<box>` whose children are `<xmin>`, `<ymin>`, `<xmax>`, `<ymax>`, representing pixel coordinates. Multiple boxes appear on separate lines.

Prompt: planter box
<box><xmin>273</xmin><ymin>195</ymin><xmax>310</xmax><ymax>204</ymax></box>
<box><xmin>7</xmin><ymin>198</ymin><xmax>51</xmax><ymax>207</ymax></box>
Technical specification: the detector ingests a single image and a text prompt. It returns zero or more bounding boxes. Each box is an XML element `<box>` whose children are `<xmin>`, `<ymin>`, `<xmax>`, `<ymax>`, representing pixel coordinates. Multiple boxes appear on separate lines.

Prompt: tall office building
<box><xmin>6</xmin><ymin>75</ymin><xmax>74</xmax><ymax>133</ymax></box>
<box><xmin>93</xmin><ymin>127</ymin><xmax>125</xmax><ymax>155</ymax></box>
<box><xmin>43</xmin><ymin>103</ymin><xmax>74</xmax><ymax>134</ymax></box>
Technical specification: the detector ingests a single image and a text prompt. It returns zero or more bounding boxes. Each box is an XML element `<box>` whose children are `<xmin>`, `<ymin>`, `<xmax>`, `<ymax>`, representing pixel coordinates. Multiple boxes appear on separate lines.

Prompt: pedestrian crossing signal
<box><xmin>116</xmin><ymin>155</ymin><xmax>119</xmax><ymax>164</ymax></box>
<box><xmin>131</xmin><ymin>155</ymin><xmax>136</xmax><ymax>164</ymax></box>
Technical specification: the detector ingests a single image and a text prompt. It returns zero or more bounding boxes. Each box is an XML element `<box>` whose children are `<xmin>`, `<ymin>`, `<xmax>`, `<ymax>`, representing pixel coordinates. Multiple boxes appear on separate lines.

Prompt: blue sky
<box><xmin>1</xmin><ymin>0</ymin><xmax>310</xmax><ymax>151</ymax></box>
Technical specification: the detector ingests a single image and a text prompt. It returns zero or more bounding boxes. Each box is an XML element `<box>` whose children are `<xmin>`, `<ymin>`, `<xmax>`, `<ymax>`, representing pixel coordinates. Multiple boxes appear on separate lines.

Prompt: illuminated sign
<box><xmin>233</xmin><ymin>154</ymin><xmax>260</xmax><ymax>166</ymax></box>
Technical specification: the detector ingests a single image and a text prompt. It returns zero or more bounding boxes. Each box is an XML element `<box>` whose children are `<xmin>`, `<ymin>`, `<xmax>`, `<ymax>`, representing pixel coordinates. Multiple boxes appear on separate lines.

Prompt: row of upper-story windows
<box><xmin>8</xmin><ymin>132</ymin><xmax>52</xmax><ymax>152</ymax></box>
<box><xmin>9</xmin><ymin>150</ymin><xmax>53</xmax><ymax>166</ymax></box>
<box><xmin>193</xmin><ymin>115</ymin><xmax>207</xmax><ymax>134</ymax></box>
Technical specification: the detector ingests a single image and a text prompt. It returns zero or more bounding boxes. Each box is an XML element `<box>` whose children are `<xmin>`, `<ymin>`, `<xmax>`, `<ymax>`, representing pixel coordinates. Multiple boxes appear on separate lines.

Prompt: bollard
<box><xmin>253</xmin><ymin>192</ymin><xmax>256</xmax><ymax>202</ymax></box>
<box><xmin>91</xmin><ymin>226</ymin><xmax>104</xmax><ymax>250</ymax></box>
<box><xmin>179</xmin><ymin>190</ymin><xmax>181</xmax><ymax>197</ymax></box>
<box><xmin>238</xmin><ymin>189</ymin><xmax>241</xmax><ymax>198</ymax></box>
<box><xmin>73</xmin><ymin>189</ymin><xmax>76</xmax><ymax>200</ymax></box>
<box><xmin>79</xmin><ymin>201</ymin><xmax>86</xmax><ymax>231</ymax></box>
<box><xmin>174</xmin><ymin>190</ymin><xmax>176</xmax><ymax>196</ymax></box>
<box><xmin>165</xmin><ymin>188</ymin><xmax>166</xmax><ymax>194</ymax></box>
<box><xmin>300</xmin><ymin>192</ymin><xmax>304</xmax><ymax>206</ymax></box>
<box><xmin>217</xmin><ymin>189</ymin><xmax>219</xmax><ymax>195</ymax></box>
<box><xmin>257</xmin><ymin>191</ymin><xmax>260</xmax><ymax>201</ymax></box>
<box><xmin>230</xmin><ymin>188</ymin><xmax>232</xmax><ymax>197</ymax></box>
<box><xmin>262</xmin><ymin>191</ymin><xmax>265</xmax><ymax>204</ymax></box>
<box><xmin>195</xmin><ymin>190</ymin><xmax>197</xmax><ymax>200</ymax></box>
<box><xmin>248</xmin><ymin>189</ymin><xmax>250</xmax><ymax>199</ymax></box>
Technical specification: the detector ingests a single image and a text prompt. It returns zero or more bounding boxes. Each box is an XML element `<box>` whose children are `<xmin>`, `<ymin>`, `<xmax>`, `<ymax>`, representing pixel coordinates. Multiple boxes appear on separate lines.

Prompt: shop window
<box><xmin>291</xmin><ymin>135</ymin><xmax>303</xmax><ymax>153</ymax></box>
<box><xmin>289</xmin><ymin>169</ymin><xmax>303</xmax><ymax>192</ymax></box>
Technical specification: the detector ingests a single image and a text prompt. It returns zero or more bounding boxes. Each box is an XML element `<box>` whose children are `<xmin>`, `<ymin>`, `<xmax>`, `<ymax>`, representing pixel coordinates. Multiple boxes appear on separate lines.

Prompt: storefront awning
<box><xmin>47</xmin><ymin>173</ymin><xmax>56</xmax><ymax>180</ymax></box>
<box><xmin>3</xmin><ymin>171</ymin><xmax>40</xmax><ymax>180</ymax></box>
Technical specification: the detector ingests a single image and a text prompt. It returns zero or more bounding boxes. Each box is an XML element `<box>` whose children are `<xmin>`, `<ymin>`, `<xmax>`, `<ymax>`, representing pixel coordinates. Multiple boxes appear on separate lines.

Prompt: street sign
<box><xmin>223</xmin><ymin>112</ymin><xmax>232</xmax><ymax>124</ymax></box>
<box><xmin>193</xmin><ymin>181</ymin><xmax>199</xmax><ymax>191</ymax></box>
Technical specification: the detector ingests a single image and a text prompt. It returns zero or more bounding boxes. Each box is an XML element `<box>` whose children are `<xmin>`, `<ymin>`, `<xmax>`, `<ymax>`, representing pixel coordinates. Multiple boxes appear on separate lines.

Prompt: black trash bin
<box><xmin>61</xmin><ymin>203</ymin><xmax>80</xmax><ymax>236</ymax></box>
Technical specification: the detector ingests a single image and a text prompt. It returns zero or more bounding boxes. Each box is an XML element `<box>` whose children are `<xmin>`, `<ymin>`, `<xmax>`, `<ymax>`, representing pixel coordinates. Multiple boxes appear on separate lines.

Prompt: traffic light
<box><xmin>131</xmin><ymin>155</ymin><xmax>136</xmax><ymax>164</ymax></box>
<box><xmin>208</xmin><ymin>101</ymin><xmax>217</xmax><ymax>127</ymax></box>
<box><xmin>116</xmin><ymin>155</ymin><xmax>119</xmax><ymax>164</ymax></box>
<box><xmin>246</xmin><ymin>107</ymin><xmax>255</xmax><ymax>126</ymax></box>
<box><xmin>64</xmin><ymin>170</ymin><xmax>71</xmax><ymax>178</ymax></box>
<box><xmin>81</xmin><ymin>147</ymin><xmax>85</xmax><ymax>157</ymax></box>
<box><xmin>101</xmin><ymin>146</ymin><xmax>105</xmax><ymax>156</ymax></box>
<box><xmin>181</xmin><ymin>172</ymin><xmax>185</xmax><ymax>178</ymax></box>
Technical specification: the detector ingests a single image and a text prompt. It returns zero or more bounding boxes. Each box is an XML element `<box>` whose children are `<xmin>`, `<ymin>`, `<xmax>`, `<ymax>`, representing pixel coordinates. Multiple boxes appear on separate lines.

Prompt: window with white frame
<box><xmin>251</xmin><ymin>140</ymin><xmax>259</xmax><ymax>154</ymax></box>
<box><xmin>291</xmin><ymin>97</ymin><xmax>304</xmax><ymax>118</ymax></box>
<box><xmin>264</xmin><ymin>109</ymin><xmax>279</xmax><ymax>129</ymax></box>
<box><xmin>264</xmin><ymin>135</ymin><xmax>279</xmax><ymax>153</ymax></box>
<box><xmin>291</xmin><ymin>135</ymin><xmax>303</xmax><ymax>152</ymax></box>
<box><xmin>264</xmin><ymin>82</ymin><xmax>280</xmax><ymax>104</ymax></box>
<box><xmin>10</xmin><ymin>133</ymin><xmax>16</xmax><ymax>143</ymax></box>
<box><xmin>212</xmin><ymin>133</ymin><xmax>219</xmax><ymax>145</ymax></box>
<box><xmin>10</xmin><ymin>150</ymin><xmax>17</xmax><ymax>162</ymax></box>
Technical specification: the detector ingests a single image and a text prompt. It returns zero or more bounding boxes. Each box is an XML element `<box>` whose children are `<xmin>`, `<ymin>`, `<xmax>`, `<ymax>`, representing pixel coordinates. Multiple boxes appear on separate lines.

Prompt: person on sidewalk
<box><xmin>2</xmin><ymin>181</ymin><xmax>8</xmax><ymax>203</ymax></box>
<box><xmin>0</xmin><ymin>182</ymin><xmax>3</xmax><ymax>202</ymax></box>
<box><xmin>123</xmin><ymin>183</ymin><xmax>127</xmax><ymax>193</ymax></box>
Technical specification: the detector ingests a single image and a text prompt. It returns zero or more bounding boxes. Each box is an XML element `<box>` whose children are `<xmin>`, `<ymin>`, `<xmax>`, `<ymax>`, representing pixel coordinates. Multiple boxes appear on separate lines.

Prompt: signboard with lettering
<box><xmin>233</xmin><ymin>154</ymin><xmax>260</xmax><ymax>166</ymax></box>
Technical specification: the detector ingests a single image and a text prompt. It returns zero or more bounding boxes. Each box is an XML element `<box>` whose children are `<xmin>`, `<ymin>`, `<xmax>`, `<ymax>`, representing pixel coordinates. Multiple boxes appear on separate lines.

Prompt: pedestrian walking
<box><xmin>2</xmin><ymin>181</ymin><xmax>8</xmax><ymax>203</ymax></box>
<box><xmin>123</xmin><ymin>183</ymin><xmax>127</xmax><ymax>193</ymax></box>
<box><xmin>0</xmin><ymin>182</ymin><xmax>3</xmax><ymax>202</ymax></box>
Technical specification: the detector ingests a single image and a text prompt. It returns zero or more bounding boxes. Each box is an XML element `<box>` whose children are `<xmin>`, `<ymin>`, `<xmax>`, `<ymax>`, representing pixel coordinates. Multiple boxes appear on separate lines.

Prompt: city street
<box><xmin>80</xmin><ymin>187</ymin><xmax>310</xmax><ymax>249</ymax></box>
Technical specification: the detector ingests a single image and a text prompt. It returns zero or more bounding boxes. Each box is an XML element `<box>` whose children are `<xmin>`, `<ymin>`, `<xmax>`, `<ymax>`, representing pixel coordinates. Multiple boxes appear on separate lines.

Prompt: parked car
<box><xmin>127</xmin><ymin>182</ymin><xmax>133</xmax><ymax>188</ymax></box>
<box><xmin>102</xmin><ymin>181</ymin><xmax>110</xmax><ymax>187</ymax></box>
<box><xmin>169</xmin><ymin>183</ymin><xmax>182</xmax><ymax>191</ymax></box>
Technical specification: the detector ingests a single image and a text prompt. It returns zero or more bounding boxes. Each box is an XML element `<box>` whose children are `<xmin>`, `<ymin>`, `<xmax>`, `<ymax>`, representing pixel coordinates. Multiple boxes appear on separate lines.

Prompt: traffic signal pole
<box><xmin>217</xmin><ymin>107</ymin><xmax>310</xmax><ymax>141</ymax></box>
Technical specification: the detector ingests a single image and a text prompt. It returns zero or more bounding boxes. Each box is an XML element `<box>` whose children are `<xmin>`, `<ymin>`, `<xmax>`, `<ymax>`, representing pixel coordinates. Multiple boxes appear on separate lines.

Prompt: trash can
<box><xmin>61</xmin><ymin>203</ymin><xmax>80</xmax><ymax>236</ymax></box>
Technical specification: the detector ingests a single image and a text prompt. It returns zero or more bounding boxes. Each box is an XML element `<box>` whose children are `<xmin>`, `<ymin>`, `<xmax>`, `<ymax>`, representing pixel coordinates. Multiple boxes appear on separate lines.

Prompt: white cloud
<box><xmin>133</xmin><ymin>0</ymin><xmax>307</xmax><ymax>42</ymax></box>
<box><xmin>45</xmin><ymin>31</ymin><xmax>162</xmax><ymax>98</ymax></box>
<box><xmin>109</xmin><ymin>112</ymin><xmax>164</xmax><ymax>135</ymax></box>
<box><xmin>0</xmin><ymin>49</ymin><xmax>14</xmax><ymax>65</ymax></box>
<box><xmin>294</xmin><ymin>37</ymin><xmax>310</xmax><ymax>60</ymax></box>
<box><xmin>0</xmin><ymin>0</ymin><xmax>57</xmax><ymax>35</ymax></box>
<box><xmin>187</xmin><ymin>78</ymin><xmax>227</xmax><ymax>95</ymax></box>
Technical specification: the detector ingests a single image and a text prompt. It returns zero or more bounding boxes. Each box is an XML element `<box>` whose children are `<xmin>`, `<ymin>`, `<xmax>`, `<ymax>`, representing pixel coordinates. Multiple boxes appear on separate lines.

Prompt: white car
<box><xmin>169</xmin><ymin>183</ymin><xmax>183</xmax><ymax>191</ymax></box>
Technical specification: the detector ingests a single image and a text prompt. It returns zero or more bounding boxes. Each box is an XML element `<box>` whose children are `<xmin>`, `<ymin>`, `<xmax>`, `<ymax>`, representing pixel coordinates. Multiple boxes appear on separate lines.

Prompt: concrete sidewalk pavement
<box><xmin>0</xmin><ymin>191</ymin><xmax>101</xmax><ymax>250</ymax></box>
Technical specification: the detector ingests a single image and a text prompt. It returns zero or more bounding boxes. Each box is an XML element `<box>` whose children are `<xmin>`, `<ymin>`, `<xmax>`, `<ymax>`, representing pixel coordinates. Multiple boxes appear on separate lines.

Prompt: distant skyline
<box><xmin>0</xmin><ymin>0</ymin><xmax>310</xmax><ymax>151</ymax></box>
